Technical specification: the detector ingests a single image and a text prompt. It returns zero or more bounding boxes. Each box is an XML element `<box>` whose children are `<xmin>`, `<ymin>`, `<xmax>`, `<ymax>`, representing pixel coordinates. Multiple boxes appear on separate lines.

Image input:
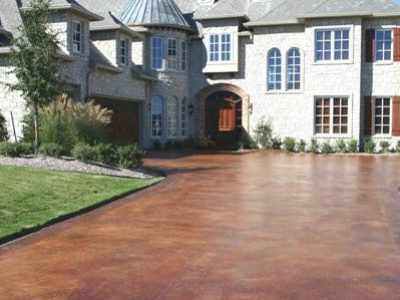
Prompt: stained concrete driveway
<box><xmin>1</xmin><ymin>152</ymin><xmax>400</xmax><ymax>299</ymax></box>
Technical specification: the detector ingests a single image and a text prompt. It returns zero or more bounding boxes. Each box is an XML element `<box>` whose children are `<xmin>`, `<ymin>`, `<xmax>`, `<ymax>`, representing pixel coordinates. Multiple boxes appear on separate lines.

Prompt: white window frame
<box><xmin>314</xmin><ymin>96</ymin><xmax>350</xmax><ymax>137</ymax></box>
<box><xmin>208</xmin><ymin>33</ymin><xmax>232</xmax><ymax>63</ymax></box>
<box><xmin>166</xmin><ymin>38</ymin><xmax>178</xmax><ymax>70</ymax></box>
<box><xmin>314</xmin><ymin>27</ymin><xmax>352</xmax><ymax>63</ymax></box>
<box><xmin>372</xmin><ymin>97</ymin><xmax>392</xmax><ymax>136</ymax></box>
<box><xmin>181</xmin><ymin>41</ymin><xmax>187</xmax><ymax>71</ymax></box>
<box><xmin>180</xmin><ymin>97</ymin><xmax>188</xmax><ymax>137</ymax></box>
<box><xmin>72</xmin><ymin>20</ymin><xmax>83</xmax><ymax>53</ymax></box>
<box><xmin>167</xmin><ymin>96</ymin><xmax>179</xmax><ymax>138</ymax></box>
<box><xmin>151</xmin><ymin>37</ymin><xmax>163</xmax><ymax>70</ymax></box>
<box><xmin>375</xmin><ymin>29</ymin><xmax>393</xmax><ymax>62</ymax></box>
<box><xmin>267</xmin><ymin>48</ymin><xmax>282</xmax><ymax>91</ymax></box>
<box><xmin>286</xmin><ymin>48</ymin><xmax>301</xmax><ymax>91</ymax></box>
<box><xmin>119</xmin><ymin>39</ymin><xmax>129</xmax><ymax>66</ymax></box>
<box><xmin>151</xmin><ymin>95</ymin><xmax>164</xmax><ymax>138</ymax></box>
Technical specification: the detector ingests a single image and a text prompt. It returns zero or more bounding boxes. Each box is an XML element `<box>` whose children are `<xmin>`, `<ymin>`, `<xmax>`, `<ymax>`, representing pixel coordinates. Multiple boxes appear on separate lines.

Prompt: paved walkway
<box><xmin>1</xmin><ymin>152</ymin><xmax>400</xmax><ymax>299</ymax></box>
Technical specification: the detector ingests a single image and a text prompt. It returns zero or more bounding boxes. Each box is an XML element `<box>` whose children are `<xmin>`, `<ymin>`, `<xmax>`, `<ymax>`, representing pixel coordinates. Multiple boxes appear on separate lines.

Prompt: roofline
<box><xmin>245</xmin><ymin>18</ymin><xmax>300</xmax><ymax>27</ymax></box>
<box><xmin>194</xmin><ymin>14</ymin><xmax>250</xmax><ymax>21</ymax></box>
<box><xmin>90</xmin><ymin>25</ymin><xmax>144</xmax><ymax>40</ymax></box>
<box><xmin>21</xmin><ymin>4</ymin><xmax>103</xmax><ymax>21</ymax></box>
<box><xmin>126</xmin><ymin>22</ymin><xmax>194</xmax><ymax>32</ymax></box>
<box><xmin>300</xmin><ymin>11</ymin><xmax>372</xmax><ymax>19</ymax></box>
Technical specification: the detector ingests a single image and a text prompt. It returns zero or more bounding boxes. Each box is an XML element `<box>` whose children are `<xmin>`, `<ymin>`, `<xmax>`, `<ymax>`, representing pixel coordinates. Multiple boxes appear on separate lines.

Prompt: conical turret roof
<box><xmin>120</xmin><ymin>0</ymin><xmax>190</xmax><ymax>30</ymax></box>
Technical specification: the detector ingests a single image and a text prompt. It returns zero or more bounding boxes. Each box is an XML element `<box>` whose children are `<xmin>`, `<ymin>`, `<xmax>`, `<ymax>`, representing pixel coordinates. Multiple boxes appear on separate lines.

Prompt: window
<box><xmin>374</xmin><ymin>97</ymin><xmax>391</xmax><ymax>135</ymax></box>
<box><xmin>376</xmin><ymin>29</ymin><xmax>392</xmax><ymax>61</ymax></box>
<box><xmin>315</xmin><ymin>97</ymin><xmax>349</xmax><ymax>135</ymax></box>
<box><xmin>181</xmin><ymin>97</ymin><xmax>188</xmax><ymax>137</ymax></box>
<box><xmin>315</xmin><ymin>29</ymin><xmax>350</xmax><ymax>61</ymax></box>
<box><xmin>151</xmin><ymin>96</ymin><xmax>163</xmax><ymax>137</ymax></box>
<box><xmin>167</xmin><ymin>96</ymin><xmax>179</xmax><ymax>137</ymax></box>
<box><xmin>287</xmin><ymin>48</ymin><xmax>301</xmax><ymax>90</ymax></box>
<box><xmin>267</xmin><ymin>48</ymin><xmax>282</xmax><ymax>90</ymax></box>
<box><xmin>209</xmin><ymin>33</ymin><xmax>232</xmax><ymax>62</ymax></box>
<box><xmin>151</xmin><ymin>37</ymin><xmax>163</xmax><ymax>70</ymax></box>
<box><xmin>72</xmin><ymin>20</ymin><xmax>83</xmax><ymax>53</ymax></box>
<box><xmin>181</xmin><ymin>41</ymin><xmax>187</xmax><ymax>71</ymax></box>
<box><xmin>167</xmin><ymin>38</ymin><xmax>178</xmax><ymax>70</ymax></box>
<box><xmin>119</xmin><ymin>39</ymin><xmax>128</xmax><ymax>65</ymax></box>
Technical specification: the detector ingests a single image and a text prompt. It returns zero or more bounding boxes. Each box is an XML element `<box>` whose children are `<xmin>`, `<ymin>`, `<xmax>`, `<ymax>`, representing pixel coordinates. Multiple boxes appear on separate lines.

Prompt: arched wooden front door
<box><xmin>205</xmin><ymin>91</ymin><xmax>242</xmax><ymax>149</ymax></box>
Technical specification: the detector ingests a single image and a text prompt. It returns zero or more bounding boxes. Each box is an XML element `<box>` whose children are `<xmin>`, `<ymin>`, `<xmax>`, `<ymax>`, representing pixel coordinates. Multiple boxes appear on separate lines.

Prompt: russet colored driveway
<box><xmin>1</xmin><ymin>152</ymin><xmax>400</xmax><ymax>299</ymax></box>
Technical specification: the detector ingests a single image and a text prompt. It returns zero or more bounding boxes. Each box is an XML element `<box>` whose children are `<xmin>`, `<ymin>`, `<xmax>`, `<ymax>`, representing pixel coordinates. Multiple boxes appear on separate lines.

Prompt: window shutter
<box><xmin>394</xmin><ymin>28</ymin><xmax>400</xmax><ymax>61</ymax></box>
<box><xmin>364</xmin><ymin>96</ymin><xmax>373</xmax><ymax>136</ymax></box>
<box><xmin>392</xmin><ymin>96</ymin><xmax>400</xmax><ymax>136</ymax></box>
<box><xmin>366</xmin><ymin>29</ymin><xmax>375</xmax><ymax>62</ymax></box>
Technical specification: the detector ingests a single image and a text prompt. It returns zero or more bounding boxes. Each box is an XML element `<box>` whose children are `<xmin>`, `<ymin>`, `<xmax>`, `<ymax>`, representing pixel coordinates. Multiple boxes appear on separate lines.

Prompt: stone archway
<box><xmin>196</xmin><ymin>83</ymin><xmax>250</xmax><ymax>138</ymax></box>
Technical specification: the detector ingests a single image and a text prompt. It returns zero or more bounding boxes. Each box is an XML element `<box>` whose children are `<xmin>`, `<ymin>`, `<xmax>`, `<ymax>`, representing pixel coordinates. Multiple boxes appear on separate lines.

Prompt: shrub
<box><xmin>164</xmin><ymin>140</ymin><xmax>173</xmax><ymax>151</ymax></box>
<box><xmin>396</xmin><ymin>141</ymin><xmax>400</xmax><ymax>153</ymax></box>
<box><xmin>71</xmin><ymin>143</ymin><xmax>97</xmax><ymax>162</ymax></box>
<box><xmin>94</xmin><ymin>143</ymin><xmax>117</xmax><ymax>164</ymax></box>
<box><xmin>321</xmin><ymin>141</ymin><xmax>333</xmax><ymax>154</ymax></box>
<box><xmin>283</xmin><ymin>137</ymin><xmax>296</xmax><ymax>152</ymax></box>
<box><xmin>363</xmin><ymin>139</ymin><xmax>376</xmax><ymax>154</ymax></box>
<box><xmin>152</xmin><ymin>140</ymin><xmax>162</xmax><ymax>151</ymax></box>
<box><xmin>173</xmin><ymin>140</ymin><xmax>184</xmax><ymax>150</ymax></box>
<box><xmin>347</xmin><ymin>139</ymin><xmax>358</xmax><ymax>153</ymax></box>
<box><xmin>117</xmin><ymin>144</ymin><xmax>145</xmax><ymax>169</ymax></box>
<box><xmin>17</xmin><ymin>142</ymin><xmax>34</xmax><ymax>156</ymax></box>
<box><xmin>379</xmin><ymin>141</ymin><xmax>390</xmax><ymax>153</ymax></box>
<box><xmin>0</xmin><ymin>109</ymin><xmax>9</xmax><ymax>142</ymax></box>
<box><xmin>309</xmin><ymin>139</ymin><xmax>320</xmax><ymax>154</ymax></box>
<box><xmin>238</xmin><ymin>131</ymin><xmax>257</xmax><ymax>150</ymax></box>
<box><xmin>254</xmin><ymin>120</ymin><xmax>273</xmax><ymax>149</ymax></box>
<box><xmin>183</xmin><ymin>136</ymin><xmax>199</xmax><ymax>149</ymax></box>
<box><xmin>271</xmin><ymin>137</ymin><xmax>282</xmax><ymax>150</ymax></box>
<box><xmin>39</xmin><ymin>143</ymin><xmax>63</xmax><ymax>158</ymax></box>
<box><xmin>296</xmin><ymin>139</ymin><xmax>307</xmax><ymax>152</ymax></box>
<box><xmin>21</xmin><ymin>112</ymin><xmax>35</xmax><ymax>143</ymax></box>
<box><xmin>0</xmin><ymin>142</ymin><xmax>33</xmax><ymax>157</ymax></box>
<box><xmin>335</xmin><ymin>140</ymin><xmax>347</xmax><ymax>153</ymax></box>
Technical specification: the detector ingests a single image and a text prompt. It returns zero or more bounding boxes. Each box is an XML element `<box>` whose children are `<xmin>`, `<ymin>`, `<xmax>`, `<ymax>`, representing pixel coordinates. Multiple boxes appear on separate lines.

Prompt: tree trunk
<box><xmin>34</xmin><ymin>105</ymin><xmax>39</xmax><ymax>155</ymax></box>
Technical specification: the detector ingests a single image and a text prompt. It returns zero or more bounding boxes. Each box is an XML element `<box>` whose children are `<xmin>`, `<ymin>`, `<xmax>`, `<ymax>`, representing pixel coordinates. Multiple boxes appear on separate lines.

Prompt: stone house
<box><xmin>1</xmin><ymin>0</ymin><xmax>400</xmax><ymax>149</ymax></box>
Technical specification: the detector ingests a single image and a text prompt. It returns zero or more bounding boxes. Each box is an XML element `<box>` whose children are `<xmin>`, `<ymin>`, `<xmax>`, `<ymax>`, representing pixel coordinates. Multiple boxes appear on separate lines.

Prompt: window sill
<box><xmin>373</xmin><ymin>61</ymin><xmax>393</xmax><ymax>65</ymax></box>
<box><xmin>312</xmin><ymin>60</ymin><xmax>353</xmax><ymax>66</ymax></box>
<box><xmin>313</xmin><ymin>134</ymin><xmax>352</xmax><ymax>139</ymax></box>
<box><xmin>265</xmin><ymin>90</ymin><xmax>304</xmax><ymax>95</ymax></box>
<box><xmin>372</xmin><ymin>134</ymin><xmax>392</xmax><ymax>139</ymax></box>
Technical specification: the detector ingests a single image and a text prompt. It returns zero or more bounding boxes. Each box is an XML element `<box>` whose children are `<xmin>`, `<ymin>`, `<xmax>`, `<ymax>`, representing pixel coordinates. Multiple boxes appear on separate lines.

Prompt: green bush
<box><xmin>71</xmin><ymin>143</ymin><xmax>97</xmax><ymax>162</ymax></box>
<box><xmin>173</xmin><ymin>140</ymin><xmax>184</xmax><ymax>150</ymax></box>
<box><xmin>254</xmin><ymin>120</ymin><xmax>273</xmax><ymax>149</ymax></box>
<box><xmin>321</xmin><ymin>141</ymin><xmax>333</xmax><ymax>154</ymax></box>
<box><xmin>152</xmin><ymin>140</ymin><xmax>162</xmax><ymax>151</ymax></box>
<box><xmin>363</xmin><ymin>139</ymin><xmax>376</xmax><ymax>154</ymax></box>
<box><xmin>347</xmin><ymin>139</ymin><xmax>358</xmax><ymax>153</ymax></box>
<box><xmin>164</xmin><ymin>140</ymin><xmax>173</xmax><ymax>151</ymax></box>
<box><xmin>39</xmin><ymin>143</ymin><xmax>63</xmax><ymax>158</ymax></box>
<box><xmin>117</xmin><ymin>144</ymin><xmax>145</xmax><ymax>169</ymax></box>
<box><xmin>0</xmin><ymin>109</ymin><xmax>9</xmax><ymax>142</ymax></box>
<box><xmin>379</xmin><ymin>141</ymin><xmax>390</xmax><ymax>153</ymax></box>
<box><xmin>283</xmin><ymin>137</ymin><xmax>296</xmax><ymax>152</ymax></box>
<box><xmin>94</xmin><ymin>143</ymin><xmax>117</xmax><ymax>164</ymax></box>
<box><xmin>271</xmin><ymin>137</ymin><xmax>282</xmax><ymax>150</ymax></box>
<box><xmin>309</xmin><ymin>139</ymin><xmax>320</xmax><ymax>154</ymax></box>
<box><xmin>335</xmin><ymin>140</ymin><xmax>347</xmax><ymax>153</ymax></box>
<box><xmin>17</xmin><ymin>142</ymin><xmax>34</xmax><ymax>156</ymax></box>
<box><xmin>0</xmin><ymin>142</ymin><xmax>33</xmax><ymax>157</ymax></box>
<box><xmin>296</xmin><ymin>139</ymin><xmax>307</xmax><ymax>152</ymax></box>
<box><xmin>396</xmin><ymin>141</ymin><xmax>400</xmax><ymax>153</ymax></box>
<box><xmin>183</xmin><ymin>136</ymin><xmax>199</xmax><ymax>149</ymax></box>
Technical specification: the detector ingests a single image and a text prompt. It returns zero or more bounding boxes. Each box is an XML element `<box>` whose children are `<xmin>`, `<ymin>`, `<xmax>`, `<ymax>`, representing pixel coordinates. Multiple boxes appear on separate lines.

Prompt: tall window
<box><xmin>315</xmin><ymin>29</ymin><xmax>350</xmax><ymax>61</ymax></box>
<box><xmin>267</xmin><ymin>48</ymin><xmax>282</xmax><ymax>90</ymax></box>
<box><xmin>376</xmin><ymin>29</ymin><xmax>392</xmax><ymax>61</ymax></box>
<box><xmin>374</xmin><ymin>97</ymin><xmax>391</xmax><ymax>135</ymax></box>
<box><xmin>167</xmin><ymin>96</ymin><xmax>179</xmax><ymax>137</ymax></box>
<box><xmin>181</xmin><ymin>97</ymin><xmax>188</xmax><ymax>137</ymax></box>
<box><xmin>287</xmin><ymin>48</ymin><xmax>301</xmax><ymax>90</ymax></box>
<box><xmin>315</xmin><ymin>97</ymin><xmax>349</xmax><ymax>135</ymax></box>
<box><xmin>72</xmin><ymin>20</ymin><xmax>83</xmax><ymax>53</ymax></box>
<box><xmin>167</xmin><ymin>38</ymin><xmax>178</xmax><ymax>70</ymax></box>
<box><xmin>119</xmin><ymin>39</ymin><xmax>128</xmax><ymax>65</ymax></box>
<box><xmin>181</xmin><ymin>41</ymin><xmax>187</xmax><ymax>71</ymax></box>
<box><xmin>209</xmin><ymin>33</ymin><xmax>232</xmax><ymax>62</ymax></box>
<box><xmin>151</xmin><ymin>37</ymin><xmax>163</xmax><ymax>70</ymax></box>
<box><xmin>151</xmin><ymin>96</ymin><xmax>163</xmax><ymax>137</ymax></box>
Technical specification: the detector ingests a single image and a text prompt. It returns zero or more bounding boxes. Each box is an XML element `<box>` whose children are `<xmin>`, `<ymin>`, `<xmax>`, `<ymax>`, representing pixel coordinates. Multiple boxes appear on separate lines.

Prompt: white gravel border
<box><xmin>0</xmin><ymin>155</ymin><xmax>158</xmax><ymax>179</ymax></box>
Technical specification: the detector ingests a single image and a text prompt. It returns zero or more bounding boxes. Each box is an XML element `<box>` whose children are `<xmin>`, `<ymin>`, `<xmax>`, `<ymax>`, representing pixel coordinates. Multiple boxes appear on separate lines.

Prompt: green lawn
<box><xmin>0</xmin><ymin>166</ymin><xmax>162</xmax><ymax>240</ymax></box>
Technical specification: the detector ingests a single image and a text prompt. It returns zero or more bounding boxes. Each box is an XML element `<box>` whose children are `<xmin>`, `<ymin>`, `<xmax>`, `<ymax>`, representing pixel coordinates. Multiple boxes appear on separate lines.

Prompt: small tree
<box><xmin>9</xmin><ymin>0</ymin><xmax>63</xmax><ymax>153</ymax></box>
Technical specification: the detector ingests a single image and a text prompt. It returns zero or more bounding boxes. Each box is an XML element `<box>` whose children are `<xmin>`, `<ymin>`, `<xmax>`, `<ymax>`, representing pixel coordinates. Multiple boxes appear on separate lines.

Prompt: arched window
<box><xmin>267</xmin><ymin>48</ymin><xmax>282</xmax><ymax>90</ymax></box>
<box><xmin>181</xmin><ymin>97</ymin><xmax>188</xmax><ymax>137</ymax></box>
<box><xmin>167</xmin><ymin>96</ymin><xmax>179</xmax><ymax>137</ymax></box>
<box><xmin>151</xmin><ymin>96</ymin><xmax>163</xmax><ymax>138</ymax></box>
<box><xmin>287</xmin><ymin>48</ymin><xmax>301</xmax><ymax>90</ymax></box>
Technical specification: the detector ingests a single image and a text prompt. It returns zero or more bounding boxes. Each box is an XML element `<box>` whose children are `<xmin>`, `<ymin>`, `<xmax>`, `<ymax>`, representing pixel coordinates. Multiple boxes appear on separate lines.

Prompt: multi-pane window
<box><xmin>181</xmin><ymin>41</ymin><xmax>187</xmax><ymax>71</ymax></box>
<box><xmin>315</xmin><ymin>29</ymin><xmax>350</xmax><ymax>61</ymax></box>
<box><xmin>151</xmin><ymin>96</ymin><xmax>164</xmax><ymax>138</ymax></box>
<box><xmin>376</xmin><ymin>29</ymin><xmax>392</xmax><ymax>61</ymax></box>
<box><xmin>315</xmin><ymin>97</ymin><xmax>349</xmax><ymax>135</ymax></box>
<box><xmin>72</xmin><ymin>21</ymin><xmax>83</xmax><ymax>53</ymax></box>
<box><xmin>167</xmin><ymin>38</ymin><xmax>178</xmax><ymax>70</ymax></box>
<box><xmin>287</xmin><ymin>48</ymin><xmax>301</xmax><ymax>90</ymax></box>
<box><xmin>267</xmin><ymin>48</ymin><xmax>282</xmax><ymax>90</ymax></box>
<box><xmin>119</xmin><ymin>39</ymin><xmax>128</xmax><ymax>65</ymax></box>
<box><xmin>374</xmin><ymin>97</ymin><xmax>391</xmax><ymax>135</ymax></box>
<box><xmin>209</xmin><ymin>33</ymin><xmax>232</xmax><ymax>62</ymax></box>
<box><xmin>151</xmin><ymin>37</ymin><xmax>163</xmax><ymax>70</ymax></box>
<box><xmin>181</xmin><ymin>97</ymin><xmax>188</xmax><ymax>137</ymax></box>
<box><xmin>167</xmin><ymin>96</ymin><xmax>179</xmax><ymax>137</ymax></box>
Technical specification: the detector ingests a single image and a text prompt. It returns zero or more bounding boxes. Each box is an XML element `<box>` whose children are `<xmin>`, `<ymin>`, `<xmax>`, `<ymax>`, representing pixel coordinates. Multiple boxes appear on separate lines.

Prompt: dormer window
<box><xmin>209</xmin><ymin>33</ymin><xmax>232</xmax><ymax>62</ymax></box>
<box><xmin>119</xmin><ymin>39</ymin><xmax>129</xmax><ymax>65</ymax></box>
<box><xmin>72</xmin><ymin>20</ymin><xmax>83</xmax><ymax>53</ymax></box>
